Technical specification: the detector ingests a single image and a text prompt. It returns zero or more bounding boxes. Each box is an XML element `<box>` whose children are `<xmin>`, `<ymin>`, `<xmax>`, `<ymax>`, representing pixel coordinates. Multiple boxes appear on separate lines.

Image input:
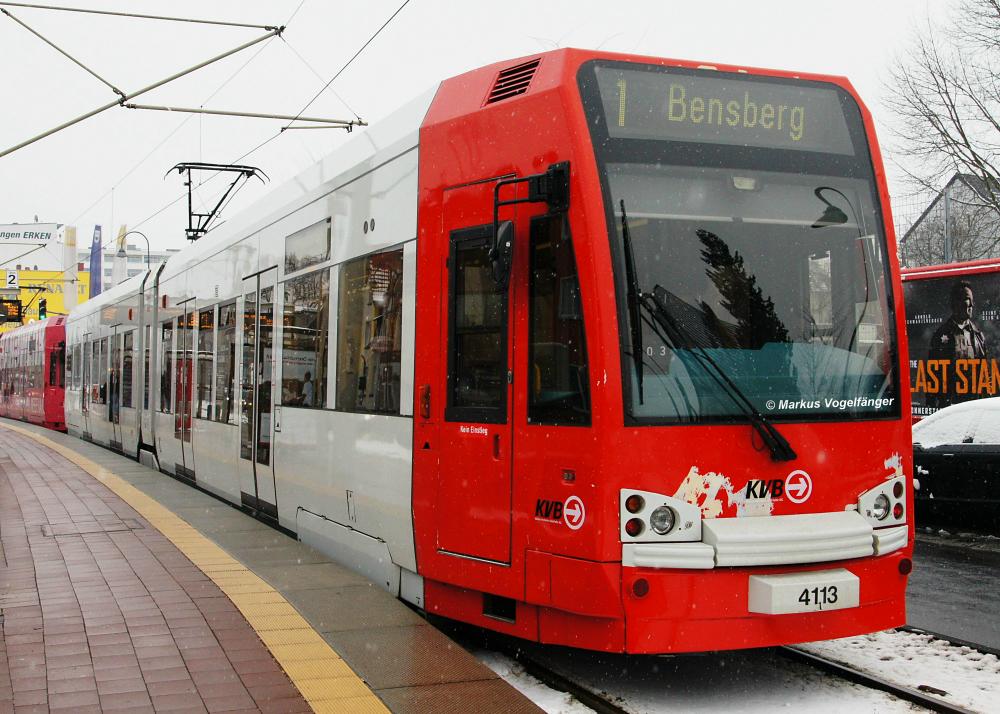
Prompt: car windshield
<box><xmin>611</xmin><ymin>164</ymin><xmax>897</xmax><ymax>422</ymax></box>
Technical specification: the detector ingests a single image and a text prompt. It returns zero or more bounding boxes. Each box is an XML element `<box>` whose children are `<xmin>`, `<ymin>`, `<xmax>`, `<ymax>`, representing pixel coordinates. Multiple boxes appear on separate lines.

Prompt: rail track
<box><xmin>490</xmin><ymin>634</ymin><xmax>985</xmax><ymax>714</ymax></box>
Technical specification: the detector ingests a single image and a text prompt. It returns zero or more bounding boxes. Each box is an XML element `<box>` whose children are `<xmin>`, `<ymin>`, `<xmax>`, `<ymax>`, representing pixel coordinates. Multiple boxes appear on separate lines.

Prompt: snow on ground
<box><xmin>474</xmin><ymin>645</ymin><xmax>915</xmax><ymax>713</ymax></box>
<box><xmin>475</xmin><ymin>650</ymin><xmax>594</xmax><ymax>714</ymax></box>
<box><xmin>799</xmin><ymin>628</ymin><xmax>1000</xmax><ymax>713</ymax></box>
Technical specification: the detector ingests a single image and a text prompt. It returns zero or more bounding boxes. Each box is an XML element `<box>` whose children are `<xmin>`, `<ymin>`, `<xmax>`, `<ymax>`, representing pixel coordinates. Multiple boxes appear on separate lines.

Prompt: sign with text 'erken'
<box><xmin>0</xmin><ymin>223</ymin><xmax>59</xmax><ymax>244</ymax></box>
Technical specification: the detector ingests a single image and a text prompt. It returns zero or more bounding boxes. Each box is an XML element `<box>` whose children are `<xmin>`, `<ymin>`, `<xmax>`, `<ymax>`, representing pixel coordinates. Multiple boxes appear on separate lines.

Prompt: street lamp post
<box><xmin>120</xmin><ymin>230</ymin><xmax>151</xmax><ymax>271</ymax></box>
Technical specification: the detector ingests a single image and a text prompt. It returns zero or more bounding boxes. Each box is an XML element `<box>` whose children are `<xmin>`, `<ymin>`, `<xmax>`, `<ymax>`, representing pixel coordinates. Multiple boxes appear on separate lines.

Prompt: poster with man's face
<box><xmin>904</xmin><ymin>271</ymin><xmax>1000</xmax><ymax>417</ymax></box>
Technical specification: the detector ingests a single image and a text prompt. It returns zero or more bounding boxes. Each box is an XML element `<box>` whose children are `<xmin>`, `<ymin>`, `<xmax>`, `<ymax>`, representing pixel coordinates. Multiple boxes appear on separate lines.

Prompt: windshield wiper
<box><xmin>640</xmin><ymin>286</ymin><xmax>797</xmax><ymax>462</ymax></box>
<box><xmin>620</xmin><ymin>199</ymin><xmax>644</xmax><ymax>404</ymax></box>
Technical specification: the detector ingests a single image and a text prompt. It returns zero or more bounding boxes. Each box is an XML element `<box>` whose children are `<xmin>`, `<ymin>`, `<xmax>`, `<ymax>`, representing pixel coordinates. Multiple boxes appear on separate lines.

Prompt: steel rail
<box><xmin>779</xmin><ymin>645</ymin><xmax>977</xmax><ymax>714</ymax></box>
<box><xmin>1</xmin><ymin>7</ymin><xmax>124</xmax><ymax>96</ymax></box>
<box><xmin>0</xmin><ymin>27</ymin><xmax>282</xmax><ymax>159</ymax></box>
<box><xmin>898</xmin><ymin>625</ymin><xmax>1000</xmax><ymax>659</ymax></box>
<box><xmin>499</xmin><ymin>650</ymin><xmax>630</xmax><ymax>714</ymax></box>
<box><xmin>0</xmin><ymin>2</ymin><xmax>278</xmax><ymax>29</ymax></box>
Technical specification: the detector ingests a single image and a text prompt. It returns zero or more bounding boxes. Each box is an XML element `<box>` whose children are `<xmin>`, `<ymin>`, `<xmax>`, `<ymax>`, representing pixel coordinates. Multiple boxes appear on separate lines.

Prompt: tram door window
<box><xmin>109</xmin><ymin>333</ymin><xmax>121</xmax><ymax>424</ymax></box>
<box><xmin>195</xmin><ymin>308</ymin><xmax>214</xmax><ymax>420</ymax></box>
<box><xmin>239</xmin><ymin>289</ymin><xmax>256</xmax><ymax>460</ymax></box>
<box><xmin>143</xmin><ymin>325</ymin><xmax>150</xmax><ymax>409</ymax></box>
<box><xmin>174</xmin><ymin>307</ymin><xmax>194</xmax><ymax>442</ymax></box>
<box><xmin>528</xmin><ymin>215</ymin><xmax>591</xmax><ymax>425</ymax></box>
<box><xmin>97</xmin><ymin>338</ymin><xmax>108</xmax><ymax>405</ymax></box>
<box><xmin>81</xmin><ymin>340</ymin><xmax>90</xmax><ymax>413</ymax></box>
<box><xmin>215</xmin><ymin>302</ymin><xmax>237</xmax><ymax>424</ymax></box>
<box><xmin>256</xmin><ymin>286</ymin><xmax>274</xmax><ymax>466</ymax></box>
<box><xmin>160</xmin><ymin>320</ymin><xmax>173</xmax><ymax>413</ymax></box>
<box><xmin>447</xmin><ymin>229</ymin><xmax>508</xmax><ymax>421</ymax></box>
<box><xmin>122</xmin><ymin>331</ymin><xmax>133</xmax><ymax>409</ymax></box>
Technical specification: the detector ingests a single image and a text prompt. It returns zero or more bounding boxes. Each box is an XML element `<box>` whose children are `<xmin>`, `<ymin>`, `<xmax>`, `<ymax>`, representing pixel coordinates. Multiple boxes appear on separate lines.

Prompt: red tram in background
<box><xmin>0</xmin><ymin>317</ymin><xmax>66</xmax><ymax>431</ymax></box>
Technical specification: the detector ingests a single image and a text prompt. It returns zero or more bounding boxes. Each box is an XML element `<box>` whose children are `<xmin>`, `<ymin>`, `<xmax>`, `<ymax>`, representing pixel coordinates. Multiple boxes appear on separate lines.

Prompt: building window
<box><xmin>336</xmin><ymin>247</ymin><xmax>404</xmax><ymax>414</ymax></box>
<box><xmin>281</xmin><ymin>269</ymin><xmax>328</xmax><ymax>408</ymax></box>
<box><xmin>214</xmin><ymin>302</ymin><xmax>237</xmax><ymax>424</ymax></box>
<box><xmin>285</xmin><ymin>218</ymin><xmax>331</xmax><ymax>274</ymax></box>
<box><xmin>196</xmin><ymin>308</ymin><xmax>214</xmax><ymax>419</ymax></box>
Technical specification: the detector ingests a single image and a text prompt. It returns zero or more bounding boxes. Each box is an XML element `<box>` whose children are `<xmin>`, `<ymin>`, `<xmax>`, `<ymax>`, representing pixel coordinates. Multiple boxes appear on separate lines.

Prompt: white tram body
<box><xmin>65</xmin><ymin>89</ymin><xmax>436</xmax><ymax>605</ymax></box>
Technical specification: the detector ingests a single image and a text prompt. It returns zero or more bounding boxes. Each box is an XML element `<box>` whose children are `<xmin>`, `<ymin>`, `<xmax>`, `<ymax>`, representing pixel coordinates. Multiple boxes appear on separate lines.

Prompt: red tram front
<box><xmin>0</xmin><ymin>316</ymin><xmax>66</xmax><ymax>431</ymax></box>
<box><xmin>412</xmin><ymin>49</ymin><xmax>911</xmax><ymax>653</ymax></box>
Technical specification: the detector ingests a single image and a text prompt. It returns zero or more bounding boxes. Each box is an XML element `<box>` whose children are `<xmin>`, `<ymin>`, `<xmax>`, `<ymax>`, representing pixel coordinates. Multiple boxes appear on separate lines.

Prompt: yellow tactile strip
<box><xmin>0</xmin><ymin>423</ymin><xmax>389</xmax><ymax>714</ymax></box>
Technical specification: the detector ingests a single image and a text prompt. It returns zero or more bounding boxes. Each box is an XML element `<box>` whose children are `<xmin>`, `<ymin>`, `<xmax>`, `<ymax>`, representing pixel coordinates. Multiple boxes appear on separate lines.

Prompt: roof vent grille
<box><xmin>486</xmin><ymin>59</ymin><xmax>540</xmax><ymax>104</ymax></box>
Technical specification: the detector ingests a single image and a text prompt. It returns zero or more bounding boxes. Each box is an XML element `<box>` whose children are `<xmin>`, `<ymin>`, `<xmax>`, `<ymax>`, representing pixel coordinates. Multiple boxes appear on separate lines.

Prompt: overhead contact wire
<box><xmin>0</xmin><ymin>2</ymin><xmax>278</xmax><ymax>29</ymax></box>
<box><xmin>281</xmin><ymin>0</ymin><xmax>410</xmax><ymax>130</ymax></box>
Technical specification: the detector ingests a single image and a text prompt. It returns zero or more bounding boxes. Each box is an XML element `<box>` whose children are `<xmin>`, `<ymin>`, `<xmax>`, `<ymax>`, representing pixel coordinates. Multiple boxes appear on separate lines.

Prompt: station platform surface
<box><xmin>0</xmin><ymin>420</ymin><xmax>540</xmax><ymax>714</ymax></box>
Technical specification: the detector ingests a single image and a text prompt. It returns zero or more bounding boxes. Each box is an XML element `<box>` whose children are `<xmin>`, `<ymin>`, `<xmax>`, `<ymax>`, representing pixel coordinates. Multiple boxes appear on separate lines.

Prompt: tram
<box><xmin>0</xmin><ymin>316</ymin><xmax>66</xmax><ymax>431</ymax></box>
<box><xmin>6</xmin><ymin>49</ymin><xmax>913</xmax><ymax>653</ymax></box>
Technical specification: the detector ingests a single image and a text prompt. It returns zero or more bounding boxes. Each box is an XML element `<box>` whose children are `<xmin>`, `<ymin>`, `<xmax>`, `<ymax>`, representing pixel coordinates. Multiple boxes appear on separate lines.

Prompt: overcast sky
<box><xmin>0</xmin><ymin>0</ymin><xmax>947</xmax><ymax>254</ymax></box>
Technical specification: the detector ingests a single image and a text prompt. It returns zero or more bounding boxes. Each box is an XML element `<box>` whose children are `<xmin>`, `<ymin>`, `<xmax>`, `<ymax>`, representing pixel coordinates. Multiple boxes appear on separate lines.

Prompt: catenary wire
<box><xmin>0</xmin><ymin>2</ymin><xmax>278</xmax><ymax>30</ymax></box>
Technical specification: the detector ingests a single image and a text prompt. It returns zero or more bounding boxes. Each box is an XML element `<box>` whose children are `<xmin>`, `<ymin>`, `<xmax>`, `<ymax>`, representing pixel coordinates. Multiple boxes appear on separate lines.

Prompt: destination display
<box><xmin>0</xmin><ymin>298</ymin><xmax>22</xmax><ymax>324</ymax></box>
<box><xmin>905</xmin><ymin>270</ymin><xmax>1000</xmax><ymax>417</ymax></box>
<box><xmin>594</xmin><ymin>66</ymin><xmax>855</xmax><ymax>155</ymax></box>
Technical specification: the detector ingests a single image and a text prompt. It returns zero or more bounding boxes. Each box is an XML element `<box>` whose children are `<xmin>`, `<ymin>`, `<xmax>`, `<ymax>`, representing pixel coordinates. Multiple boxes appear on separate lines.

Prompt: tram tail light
<box><xmin>625</xmin><ymin>518</ymin><xmax>644</xmax><ymax>537</ymax></box>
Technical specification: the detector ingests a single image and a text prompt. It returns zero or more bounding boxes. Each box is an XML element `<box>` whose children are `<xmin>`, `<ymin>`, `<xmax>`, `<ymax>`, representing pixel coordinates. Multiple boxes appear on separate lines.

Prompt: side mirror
<box><xmin>490</xmin><ymin>220</ymin><xmax>514</xmax><ymax>292</ymax></box>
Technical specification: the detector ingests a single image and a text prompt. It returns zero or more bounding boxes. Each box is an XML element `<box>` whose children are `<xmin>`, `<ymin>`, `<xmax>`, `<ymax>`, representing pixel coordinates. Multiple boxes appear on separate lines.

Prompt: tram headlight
<box><xmin>649</xmin><ymin>506</ymin><xmax>676</xmax><ymax>535</ymax></box>
<box><xmin>872</xmin><ymin>494</ymin><xmax>891</xmax><ymax>521</ymax></box>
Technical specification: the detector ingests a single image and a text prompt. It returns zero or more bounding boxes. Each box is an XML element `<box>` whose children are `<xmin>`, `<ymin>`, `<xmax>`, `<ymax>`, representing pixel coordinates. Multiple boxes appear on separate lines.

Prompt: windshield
<box><xmin>580</xmin><ymin>62</ymin><xmax>900</xmax><ymax>423</ymax></box>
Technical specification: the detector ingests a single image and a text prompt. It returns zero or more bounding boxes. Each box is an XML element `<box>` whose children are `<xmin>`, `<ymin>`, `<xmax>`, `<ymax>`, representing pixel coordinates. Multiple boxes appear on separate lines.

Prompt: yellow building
<box><xmin>0</xmin><ymin>270</ymin><xmax>91</xmax><ymax>333</ymax></box>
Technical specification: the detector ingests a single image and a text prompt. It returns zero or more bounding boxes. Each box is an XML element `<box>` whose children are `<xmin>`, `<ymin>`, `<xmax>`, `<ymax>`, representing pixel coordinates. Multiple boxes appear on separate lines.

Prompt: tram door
<box><xmin>109</xmin><ymin>328</ymin><xmax>122</xmax><ymax>449</ymax></box>
<box><xmin>434</xmin><ymin>183</ymin><xmax>518</xmax><ymax>564</ymax></box>
<box><xmin>174</xmin><ymin>302</ymin><xmax>195</xmax><ymax>476</ymax></box>
<box><xmin>238</xmin><ymin>268</ymin><xmax>278</xmax><ymax>519</ymax></box>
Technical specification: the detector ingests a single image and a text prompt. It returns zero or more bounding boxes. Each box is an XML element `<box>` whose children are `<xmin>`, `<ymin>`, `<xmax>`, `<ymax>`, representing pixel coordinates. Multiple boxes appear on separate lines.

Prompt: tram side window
<box><xmin>90</xmin><ymin>341</ymin><xmax>98</xmax><ymax>400</ymax></box>
<box><xmin>282</xmin><ymin>270</ymin><xmax>329</xmax><ymax>408</ymax></box>
<box><xmin>528</xmin><ymin>215</ymin><xmax>591</xmax><ymax>425</ymax></box>
<box><xmin>74</xmin><ymin>344</ymin><xmax>82</xmax><ymax>389</ymax></box>
<box><xmin>215</xmin><ymin>302</ymin><xmax>237</xmax><ymax>424</ymax></box>
<box><xmin>335</xmin><ymin>247</ymin><xmax>404</xmax><ymax>415</ymax></box>
<box><xmin>122</xmin><ymin>331</ymin><xmax>134</xmax><ymax>408</ymax></box>
<box><xmin>196</xmin><ymin>308</ymin><xmax>214</xmax><ymax>419</ymax></box>
<box><xmin>285</xmin><ymin>218</ymin><xmax>331</xmax><ymax>274</ymax></box>
<box><xmin>161</xmin><ymin>321</ymin><xmax>173</xmax><ymax>413</ymax></box>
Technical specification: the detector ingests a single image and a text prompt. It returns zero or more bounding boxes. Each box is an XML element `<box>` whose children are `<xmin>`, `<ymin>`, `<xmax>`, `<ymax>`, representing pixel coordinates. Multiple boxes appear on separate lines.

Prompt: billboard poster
<box><xmin>904</xmin><ymin>270</ymin><xmax>1000</xmax><ymax>417</ymax></box>
<box><xmin>89</xmin><ymin>225</ymin><xmax>102</xmax><ymax>298</ymax></box>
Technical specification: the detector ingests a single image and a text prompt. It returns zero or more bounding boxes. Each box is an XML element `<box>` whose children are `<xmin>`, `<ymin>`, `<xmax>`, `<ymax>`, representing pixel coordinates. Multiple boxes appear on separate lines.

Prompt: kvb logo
<box><xmin>534</xmin><ymin>496</ymin><xmax>586</xmax><ymax>530</ymax></box>
<box><xmin>785</xmin><ymin>469</ymin><xmax>813</xmax><ymax>504</ymax></box>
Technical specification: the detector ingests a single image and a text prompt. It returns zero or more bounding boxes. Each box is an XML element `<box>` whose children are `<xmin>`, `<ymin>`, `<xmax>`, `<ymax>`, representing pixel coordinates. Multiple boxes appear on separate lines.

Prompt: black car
<box><xmin>913</xmin><ymin>397</ymin><xmax>1000</xmax><ymax>531</ymax></box>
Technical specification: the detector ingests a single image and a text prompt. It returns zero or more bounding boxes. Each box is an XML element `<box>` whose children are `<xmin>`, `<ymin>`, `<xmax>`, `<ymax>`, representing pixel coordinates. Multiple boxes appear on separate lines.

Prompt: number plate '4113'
<box><xmin>748</xmin><ymin>569</ymin><xmax>860</xmax><ymax>615</ymax></box>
